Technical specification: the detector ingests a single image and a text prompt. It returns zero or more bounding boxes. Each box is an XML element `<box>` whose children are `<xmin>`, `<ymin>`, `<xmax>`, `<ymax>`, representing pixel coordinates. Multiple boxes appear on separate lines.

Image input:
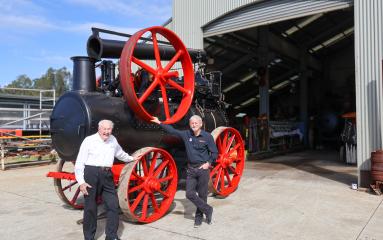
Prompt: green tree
<box><xmin>6</xmin><ymin>74</ymin><xmax>33</xmax><ymax>88</ymax></box>
<box><xmin>33</xmin><ymin>67</ymin><xmax>70</xmax><ymax>96</ymax></box>
<box><xmin>33</xmin><ymin>67</ymin><xmax>55</xmax><ymax>90</ymax></box>
<box><xmin>4</xmin><ymin>67</ymin><xmax>71</xmax><ymax>96</ymax></box>
<box><xmin>2</xmin><ymin>75</ymin><xmax>34</xmax><ymax>95</ymax></box>
<box><xmin>54</xmin><ymin>67</ymin><xmax>71</xmax><ymax>95</ymax></box>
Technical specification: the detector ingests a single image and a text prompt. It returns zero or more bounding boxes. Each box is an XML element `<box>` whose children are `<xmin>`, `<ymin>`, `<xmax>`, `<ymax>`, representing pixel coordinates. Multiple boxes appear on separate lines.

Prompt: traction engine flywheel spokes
<box><xmin>118</xmin><ymin>147</ymin><xmax>178</xmax><ymax>223</ymax></box>
<box><xmin>120</xmin><ymin>26</ymin><xmax>194</xmax><ymax>124</ymax></box>
<box><xmin>209</xmin><ymin>127</ymin><xmax>245</xmax><ymax>196</ymax></box>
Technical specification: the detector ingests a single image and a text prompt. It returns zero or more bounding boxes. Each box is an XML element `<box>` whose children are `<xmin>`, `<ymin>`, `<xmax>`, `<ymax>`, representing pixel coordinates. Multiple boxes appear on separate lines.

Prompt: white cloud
<box><xmin>63</xmin><ymin>22</ymin><xmax>140</xmax><ymax>37</ymax></box>
<box><xmin>0</xmin><ymin>0</ymin><xmax>44</xmax><ymax>14</ymax></box>
<box><xmin>0</xmin><ymin>0</ymin><xmax>171</xmax><ymax>35</ymax></box>
<box><xmin>67</xmin><ymin>0</ymin><xmax>142</xmax><ymax>16</ymax></box>
<box><xmin>0</xmin><ymin>13</ymin><xmax>140</xmax><ymax>38</ymax></box>
<box><xmin>25</xmin><ymin>50</ymin><xmax>71</xmax><ymax>64</ymax></box>
<box><xmin>25</xmin><ymin>55</ymin><xmax>69</xmax><ymax>63</ymax></box>
<box><xmin>0</xmin><ymin>1</ymin><xmax>52</xmax><ymax>32</ymax></box>
<box><xmin>0</xmin><ymin>14</ymin><xmax>56</xmax><ymax>30</ymax></box>
<box><xmin>67</xmin><ymin>0</ymin><xmax>171</xmax><ymax>21</ymax></box>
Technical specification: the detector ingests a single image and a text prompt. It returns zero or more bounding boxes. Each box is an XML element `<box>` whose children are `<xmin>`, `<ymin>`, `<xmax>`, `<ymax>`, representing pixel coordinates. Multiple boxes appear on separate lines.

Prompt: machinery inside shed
<box><xmin>204</xmin><ymin>6</ymin><xmax>356</xmax><ymax>162</ymax></box>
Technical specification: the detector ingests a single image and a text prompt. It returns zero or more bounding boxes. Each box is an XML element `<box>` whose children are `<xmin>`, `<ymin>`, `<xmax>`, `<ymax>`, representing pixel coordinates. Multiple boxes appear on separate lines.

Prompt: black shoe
<box><xmin>206</xmin><ymin>207</ymin><xmax>213</xmax><ymax>225</ymax></box>
<box><xmin>105</xmin><ymin>237</ymin><xmax>121</xmax><ymax>240</ymax></box>
<box><xmin>194</xmin><ymin>218</ymin><xmax>202</xmax><ymax>228</ymax></box>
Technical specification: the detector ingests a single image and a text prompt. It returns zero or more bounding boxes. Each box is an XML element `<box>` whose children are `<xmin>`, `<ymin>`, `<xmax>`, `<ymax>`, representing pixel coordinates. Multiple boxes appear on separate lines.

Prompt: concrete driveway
<box><xmin>0</xmin><ymin>150</ymin><xmax>382</xmax><ymax>240</ymax></box>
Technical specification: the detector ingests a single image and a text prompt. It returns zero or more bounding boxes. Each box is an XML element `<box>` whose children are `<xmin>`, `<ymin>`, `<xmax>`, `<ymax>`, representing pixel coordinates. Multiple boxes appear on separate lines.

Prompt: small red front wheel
<box><xmin>117</xmin><ymin>147</ymin><xmax>178</xmax><ymax>223</ymax></box>
<box><xmin>119</xmin><ymin>26</ymin><xmax>195</xmax><ymax>124</ymax></box>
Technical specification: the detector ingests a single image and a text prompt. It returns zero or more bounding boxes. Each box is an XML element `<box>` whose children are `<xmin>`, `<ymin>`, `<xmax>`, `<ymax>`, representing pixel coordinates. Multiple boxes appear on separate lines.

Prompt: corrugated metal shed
<box><xmin>171</xmin><ymin>0</ymin><xmax>383</xmax><ymax>186</ymax></box>
<box><xmin>203</xmin><ymin>0</ymin><xmax>352</xmax><ymax>37</ymax></box>
<box><xmin>172</xmin><ymin>0</ymin><xmax>353</xmax><ymax>48</ymax></box>
<box><xmin>354</xmin><ymin>0</ymin><xmax>383</xmax><ymax>184</ymax></box>
<box><xmin>172</xmin><ymin>0</ymin><xmax>259</xmax><ymax>48</ymax></box>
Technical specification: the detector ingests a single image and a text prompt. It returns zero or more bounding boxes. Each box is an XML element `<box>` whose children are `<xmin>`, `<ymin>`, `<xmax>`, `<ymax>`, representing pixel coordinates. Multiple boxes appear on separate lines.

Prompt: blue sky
<box><xmin>0</xmin><ymin>0</ymin><xmax>172</xmax><ymax>87</ymax></box>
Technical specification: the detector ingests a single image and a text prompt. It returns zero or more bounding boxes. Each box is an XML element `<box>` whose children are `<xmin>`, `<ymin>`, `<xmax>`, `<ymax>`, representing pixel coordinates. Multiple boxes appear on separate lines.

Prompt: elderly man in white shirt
<box><xmin>75</xmin><ymin>119</ymin><xmax>139</xmax><ymax>240</ymax></box>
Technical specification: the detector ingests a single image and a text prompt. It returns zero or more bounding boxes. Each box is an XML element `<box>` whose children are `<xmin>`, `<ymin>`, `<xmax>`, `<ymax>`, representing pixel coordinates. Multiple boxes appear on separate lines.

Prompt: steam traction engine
<box><xmin>47</xmin><ymin>27</ymin><xmax>245</xmax><ymax>223</ymax></box>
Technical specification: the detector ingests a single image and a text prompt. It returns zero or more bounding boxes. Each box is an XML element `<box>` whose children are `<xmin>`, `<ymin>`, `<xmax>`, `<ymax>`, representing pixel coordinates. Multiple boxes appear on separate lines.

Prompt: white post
<box><xmin>53</xmin><ymin>90</ymin><xmax>56</xmax><ymax>106</ymax></box>
<box><xmin>1</xmin><ymin>144</ymin><xmax>5</xmax><ymax>171</ymax></box>
<box><xmin>39</xmin><ymin>91</ymin><xmax>42</xmax><ymax>138</ymax></box>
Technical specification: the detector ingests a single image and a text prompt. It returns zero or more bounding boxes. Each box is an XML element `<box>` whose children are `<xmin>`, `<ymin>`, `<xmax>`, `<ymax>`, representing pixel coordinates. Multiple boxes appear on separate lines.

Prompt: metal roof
<box><xmin>204</xmin><ymin>7</ymin><xmax>354</xmax><ymax>112</ymax></box>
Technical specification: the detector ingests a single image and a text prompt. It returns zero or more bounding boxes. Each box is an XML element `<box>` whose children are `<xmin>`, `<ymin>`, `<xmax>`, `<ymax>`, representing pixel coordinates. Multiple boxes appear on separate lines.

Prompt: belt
<box><xmin>99</xmin><ymin>166</ymin><xmax>111</xmax><ymax>171</ymax></box>
<box><xmin>188</xmin><ymin>163</ymin><xmax>203</xmax><ymax>168</ymax></box>
<box><xmin>85</xmin><ymin>165</ymin><xmax>112</xmax><ymax>171</ymax></box>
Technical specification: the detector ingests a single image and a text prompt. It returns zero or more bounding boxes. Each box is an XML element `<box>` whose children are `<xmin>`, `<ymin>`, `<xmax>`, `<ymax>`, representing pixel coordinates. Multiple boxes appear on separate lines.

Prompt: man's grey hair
<box><xmin>98</xmin><ymin>119</ymin><xmax>114</xmax><ymax>129</ymax></box>
<box><xmin>189</xmin><ymin>115</ymin><xmax>203</xmax><ymax>123</ymax></box>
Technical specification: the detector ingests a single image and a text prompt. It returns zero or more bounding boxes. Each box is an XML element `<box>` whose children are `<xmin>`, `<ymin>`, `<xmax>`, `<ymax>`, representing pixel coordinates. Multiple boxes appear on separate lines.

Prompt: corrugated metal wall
<box><xmin>203</xmin><ymin>0</ymin><xmax>352</xmax><ymax>37</ymax></box>
<box><xmin>354</xmin><ymin>0</ymin><xmax>383</xmax><ymax>184</ymax></box>
<box><xmin>172</xmin><ymin>0</ymin><xmax>353</xmax><ymax>48</ymax></box>
<box><xmin>172</xmin><ymin>0</ymin><xmax>260</xmax><ymax>48</ymax></box>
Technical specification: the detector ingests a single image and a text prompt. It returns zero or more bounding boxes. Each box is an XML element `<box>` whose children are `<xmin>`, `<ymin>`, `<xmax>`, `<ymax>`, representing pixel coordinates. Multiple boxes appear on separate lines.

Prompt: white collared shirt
<box><xmin>74</xmin><ymin>133</ymin><xmax>134</xmax><ymax>185</ymax></box>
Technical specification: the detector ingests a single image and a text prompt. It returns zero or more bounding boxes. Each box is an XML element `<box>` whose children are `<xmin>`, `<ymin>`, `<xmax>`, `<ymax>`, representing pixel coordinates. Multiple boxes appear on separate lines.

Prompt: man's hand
<box><xmin>133</xmin><ymin>154</ymin><xmax>143</xmax><ymax>161</ymax></box>
<box><xmin>79</xmin><ymin>183</ymin><xmax>92</xmax><ymax>195</ymax></box>
<box><xmin>151</xmin><ymin>117</ymin><xmax>161</xmax><ymax>124</ymax></box>
<box><xmin>199</xmin><ymin>162</ymin><xmax>210</xmax><ymax>170</ymax></box>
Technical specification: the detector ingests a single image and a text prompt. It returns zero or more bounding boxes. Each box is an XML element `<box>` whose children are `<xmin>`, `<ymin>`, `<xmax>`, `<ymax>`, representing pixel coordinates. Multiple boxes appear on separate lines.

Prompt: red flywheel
<box><xmin>120</xmin><ymin>26</ymin><xmax>195</xmax><ymax>124</ymax></box>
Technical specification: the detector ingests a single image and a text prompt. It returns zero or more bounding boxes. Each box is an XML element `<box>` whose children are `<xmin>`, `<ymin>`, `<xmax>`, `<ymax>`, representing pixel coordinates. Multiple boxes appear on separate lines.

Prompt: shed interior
<box><xmin>204</xmin><ymin>7</ymin><xmax>355</xmax><ymax>157</ymax></box>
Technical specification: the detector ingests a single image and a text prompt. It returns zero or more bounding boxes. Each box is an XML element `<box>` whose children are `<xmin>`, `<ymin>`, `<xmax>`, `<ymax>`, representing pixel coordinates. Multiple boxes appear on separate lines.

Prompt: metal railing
<box><xmin>0</xmin><ymin>87</ymin><xmax>55</xmax><ymax>138</ymax></box>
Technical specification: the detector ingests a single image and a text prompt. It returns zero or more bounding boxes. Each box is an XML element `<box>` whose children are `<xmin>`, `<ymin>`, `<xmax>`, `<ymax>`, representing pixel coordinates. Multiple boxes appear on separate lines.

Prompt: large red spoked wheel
<box><xmin>53</xmin><ymin>159</ymin><xmax>84</xmax><ymax>209</ymax></box>
<box><xmin>209</xmin><ymin>127</ymin><xmax>245</xmax><ymax>196</ymax></box>
<box><xmin>120</xmin><ymin>26</ymin><xmax>195</xmax><ymax>124</ymax></box>
<box><xmin>117</xmin><ymin>147</ymin><xmax>178</xmax><ymax>223</ymax></box>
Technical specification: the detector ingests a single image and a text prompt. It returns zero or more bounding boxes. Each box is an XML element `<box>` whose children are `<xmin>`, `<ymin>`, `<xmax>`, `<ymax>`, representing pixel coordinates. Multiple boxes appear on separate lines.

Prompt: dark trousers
<box><xmin>83</xmin><ymin>166</ymin><xmax>119</xmax><ymax>240</ymax></box>
<box><xmin>185</xmin><ymin>166</ymin><xmax>212</xmax><ymax>220</ymax></box>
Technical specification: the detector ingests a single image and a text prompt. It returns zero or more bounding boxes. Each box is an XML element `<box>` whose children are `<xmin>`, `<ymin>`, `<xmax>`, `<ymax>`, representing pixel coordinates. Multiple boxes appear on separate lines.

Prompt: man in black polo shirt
<box><xmin>151</xmin><ymin>115</ymin><xmax>218</xmax><ymax>227</ymax></box>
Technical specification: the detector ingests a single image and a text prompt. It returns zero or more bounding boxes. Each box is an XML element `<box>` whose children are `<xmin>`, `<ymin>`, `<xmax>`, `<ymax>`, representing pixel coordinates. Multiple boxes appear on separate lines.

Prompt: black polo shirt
<box><xmin>160</xmin><ymin>124</ymin><xmax>218</xmax><ymax>165</ymax></box>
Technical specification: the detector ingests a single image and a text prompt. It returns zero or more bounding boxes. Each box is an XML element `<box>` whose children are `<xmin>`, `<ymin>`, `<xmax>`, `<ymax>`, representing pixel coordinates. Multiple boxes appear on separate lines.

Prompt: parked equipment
<box><xmin>46</xmin><ymin>26</ymin><xmax>245</xmax><ymax>223</ymax></box>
